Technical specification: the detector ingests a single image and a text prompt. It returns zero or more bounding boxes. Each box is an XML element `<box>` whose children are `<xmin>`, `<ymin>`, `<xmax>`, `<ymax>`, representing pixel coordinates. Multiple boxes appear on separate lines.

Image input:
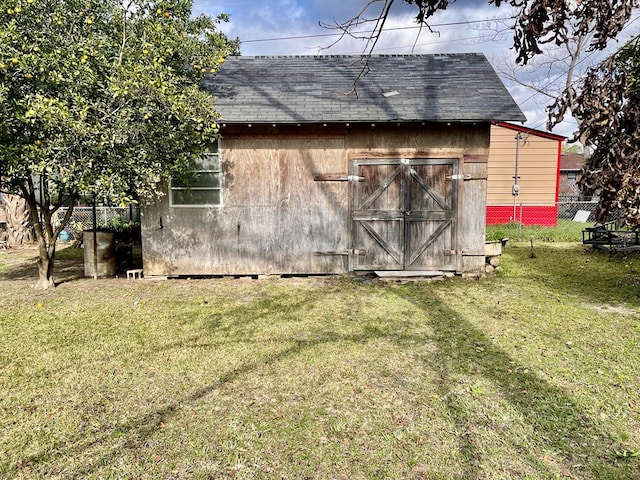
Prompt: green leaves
<box><xmin>1</xmin><ymin>0</ymin><xmax>237</xmax><ymax>203</ymax></box>
<box><xmin>0</xmin><ymin>0</ymin><xmax>238</xmax><ymax>285</ymax></box>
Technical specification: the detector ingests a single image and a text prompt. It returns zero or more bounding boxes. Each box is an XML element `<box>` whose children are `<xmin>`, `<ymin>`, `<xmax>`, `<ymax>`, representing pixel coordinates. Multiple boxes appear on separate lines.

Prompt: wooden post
<box><xmin>92</xmin><ymin>195</ymin><xmax>98</xmax><ymax>280</ymax></box>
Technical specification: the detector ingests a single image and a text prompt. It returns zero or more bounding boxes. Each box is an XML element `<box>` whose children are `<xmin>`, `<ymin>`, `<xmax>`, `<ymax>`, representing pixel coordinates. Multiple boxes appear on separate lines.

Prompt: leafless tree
<box><xmin>551</xmin><ymin>36</ymin><xmax>640</xmax><ymax>224</ymax></box>
<box><xmin>326</xmin><ymin>0</ymin><xmax>637</xmax><ymax>65</ymax></box>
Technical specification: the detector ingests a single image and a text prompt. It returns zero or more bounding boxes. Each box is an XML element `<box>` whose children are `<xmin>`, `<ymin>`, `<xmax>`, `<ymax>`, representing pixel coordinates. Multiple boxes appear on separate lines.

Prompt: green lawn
<box><xmin>0</xmin><ymin>243</ymin><xmax>639</xmax><ymax>479</ymax></box>
<box><xmin>486</xmin><ymin>219</ymin><xmax>592</xmax><ymax>242</ymax></box>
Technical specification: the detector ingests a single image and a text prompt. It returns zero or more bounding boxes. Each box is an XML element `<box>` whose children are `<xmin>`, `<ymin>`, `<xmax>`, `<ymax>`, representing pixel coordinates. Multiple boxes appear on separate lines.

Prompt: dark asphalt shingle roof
<box><xmin>203</xmin><ymin>54</ymin><xmax>526</xmax><ymax>124</ymax></box>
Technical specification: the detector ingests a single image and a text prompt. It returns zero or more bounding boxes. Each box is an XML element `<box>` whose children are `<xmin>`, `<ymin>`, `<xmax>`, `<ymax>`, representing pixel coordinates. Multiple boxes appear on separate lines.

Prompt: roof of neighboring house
<box><xmin>560</xmin><ymin>153</ymin><xmax>584</xmax><ymax>171</ymax></box>
<box><xmin>203</xmin><ymin>54</ymin><xmax>526</xmax><ymax>124</ymax></box>
<box><xmin>493</xmin><ymin>121</ymin><xmax>566</xmax><ymax>142</ymax></box>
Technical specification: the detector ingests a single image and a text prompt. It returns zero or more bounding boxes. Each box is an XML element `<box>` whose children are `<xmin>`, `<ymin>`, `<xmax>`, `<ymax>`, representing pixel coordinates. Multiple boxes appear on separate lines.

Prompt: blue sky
<box><xmin>193</xmin><ymin>0</ymin><xmax>640</xmax><ymax>140</ymax></box>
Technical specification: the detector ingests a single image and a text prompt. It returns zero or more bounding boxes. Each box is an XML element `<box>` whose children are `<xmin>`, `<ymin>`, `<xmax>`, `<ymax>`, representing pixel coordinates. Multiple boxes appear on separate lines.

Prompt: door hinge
<box><xmin>313</xmin><ymin>174</ymin><xmax>364</xmax><ymax>182</ymax></box>
<box><xmin>315</xmin><ymin>249</ymin><xmax>367</xmax><ymax>256</ymax></box>
<box><xmin>445</xmin><ymin>250</ymin><xmax>486</xmax><ymax>256</ymax></box>
<box><xmin>446</xmin><ymin>174</ymin><xmax>487</xmax><ymax>181</ymax></box>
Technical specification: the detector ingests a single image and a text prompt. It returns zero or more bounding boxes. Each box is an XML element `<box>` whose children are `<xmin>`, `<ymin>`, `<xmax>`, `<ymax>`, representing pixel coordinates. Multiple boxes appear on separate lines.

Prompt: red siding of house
<box><xmin>486</xmin><ymin>205</ymin><xmax>559</xmax><ymax>227</ymax></box>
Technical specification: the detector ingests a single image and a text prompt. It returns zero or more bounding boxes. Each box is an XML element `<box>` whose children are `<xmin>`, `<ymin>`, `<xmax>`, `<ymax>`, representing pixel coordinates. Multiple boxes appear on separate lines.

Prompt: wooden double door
<box><xmin>350</xmin><ymin>158</ymin><xmax>459</xmax><ymax>271</ymax></box>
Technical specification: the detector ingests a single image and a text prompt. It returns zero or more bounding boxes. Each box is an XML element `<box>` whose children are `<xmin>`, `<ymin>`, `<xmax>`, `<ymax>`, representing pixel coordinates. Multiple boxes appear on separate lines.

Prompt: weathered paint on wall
<box><xmin>141</xmin><ymin>123</ymin><xmax>490</xmax><ymax>276</ymax></box>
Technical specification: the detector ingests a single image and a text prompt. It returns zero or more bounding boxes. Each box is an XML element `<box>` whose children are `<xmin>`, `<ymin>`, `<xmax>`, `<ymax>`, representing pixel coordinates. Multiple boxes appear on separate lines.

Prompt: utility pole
<box><xmin>513</xmin><ymin>132</ymin><xmax>521</xmax><ymax>222</ymax></box>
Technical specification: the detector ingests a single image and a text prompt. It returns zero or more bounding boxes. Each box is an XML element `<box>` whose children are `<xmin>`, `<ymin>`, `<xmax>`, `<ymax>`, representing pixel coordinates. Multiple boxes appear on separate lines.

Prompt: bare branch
<box><xmin>553</xmin><ymin>35</ymin><xmax>640</xmax><ymax>223</ymax></box>
<box><xmin>326</xmin><ymin>0</ymin><xmax>639</xmax><ymax>68</ymax></box>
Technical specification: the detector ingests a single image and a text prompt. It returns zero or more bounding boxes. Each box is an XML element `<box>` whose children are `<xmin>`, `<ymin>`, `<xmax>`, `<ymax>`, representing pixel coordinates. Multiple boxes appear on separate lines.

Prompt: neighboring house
<box><xmin>559</xmin><ymin>153</ymin><xmax>585</xmax><ymax>199</ymax></box>
<box><xmin>487</xmin><ymin>122</ymin><xmax>565</xmax><ymax>226</ymax></box>
<box><xmin>141</xmin><ymin>54</ymin><xmax>525</xmax><ymax>277</ymax></box>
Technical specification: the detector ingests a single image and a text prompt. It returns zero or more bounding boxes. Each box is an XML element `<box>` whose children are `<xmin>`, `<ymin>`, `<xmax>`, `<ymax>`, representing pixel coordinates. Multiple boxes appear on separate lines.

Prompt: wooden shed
<box><xmin>487</xmin><ymin>122</ymin><xmax>565</xmax><ymax>226</ymax></box>
<box><xmin>140</xmin><ymin>54</ymin><xmax>525</xmax><ymax>277</ymax></box>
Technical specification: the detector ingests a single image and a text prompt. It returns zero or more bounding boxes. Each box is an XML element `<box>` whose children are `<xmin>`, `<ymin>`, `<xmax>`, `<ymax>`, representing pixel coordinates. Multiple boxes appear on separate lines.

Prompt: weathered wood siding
<box><xmin>460</xmin><ymin>160</ymin><xmax>489</xmax><ymax>272</ymax></box>
<box><xmin>141</xmin><ymin>123</ymin><xmax>490</xmax><ymax>276</ymax></box>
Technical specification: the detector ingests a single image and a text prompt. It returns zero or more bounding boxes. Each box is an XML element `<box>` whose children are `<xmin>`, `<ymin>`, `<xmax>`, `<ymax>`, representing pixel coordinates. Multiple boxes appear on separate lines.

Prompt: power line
<box><xmin>241</xmin><ymin>16</ymin><xmax>514</xmax><ymax>44</ymax></box>
<box><xmin>339</xmin><ymin>30</ymin><xmax>511</xmax><ymax>55</ymax></box>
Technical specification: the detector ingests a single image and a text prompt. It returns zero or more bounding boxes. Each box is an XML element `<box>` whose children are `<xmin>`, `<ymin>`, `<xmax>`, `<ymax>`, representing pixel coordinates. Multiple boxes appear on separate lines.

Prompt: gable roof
<box><xmin>203</xmin><ymin>54</ymin><xmax>526</xmax><ymax>124</ymax></box>
<box><xmin>561</xmin><ymin>153</ymin><xmax>585</xmax><ymax>171</ymax></box>
<box><xmin>493</xmin><ymin>121</ymin><xmax>566</xmax><ymax>142</ymax></box>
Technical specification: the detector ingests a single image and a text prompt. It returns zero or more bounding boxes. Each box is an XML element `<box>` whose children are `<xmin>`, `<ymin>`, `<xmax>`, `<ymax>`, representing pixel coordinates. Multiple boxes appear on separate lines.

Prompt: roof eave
<box><xmin>218</xmin><ymin>119</ymin><xmax>518</xmax><ymax>126</ymax></box>
<box><xmin>493</xmin><ymin>121</ymin><xmax>566</xmax><ymax>141</ymax></box>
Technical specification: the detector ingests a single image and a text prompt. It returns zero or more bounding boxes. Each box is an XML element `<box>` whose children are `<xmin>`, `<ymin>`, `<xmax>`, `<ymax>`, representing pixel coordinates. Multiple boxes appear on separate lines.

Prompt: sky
<box><xmin>193</xmin><ymin>0</ymin><xmax>640</xmax><ymax>141</ymax></box>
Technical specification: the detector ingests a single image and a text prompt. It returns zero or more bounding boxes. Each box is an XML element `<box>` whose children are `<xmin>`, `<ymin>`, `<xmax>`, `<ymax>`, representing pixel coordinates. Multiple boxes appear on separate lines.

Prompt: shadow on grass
<box><xmin>506</xmin><ymin>243</ymin><xmax>640</xmax><ymax>307</ymax></box>
<box><xmin>13</xmin><ymin>281</ymin><xmax>639</xmax><ymax>479</ymax></box>
<box><xmin>0</xmin><ymin>261</ymin><xmax>39</xmax><ymax>281</ymax></box>
<box><xmin>0</xmin><ymin>246</ymin><xmax>96</xmax><ymax>285</ymax></box>
<box><xmin>395</xmin><ymin>284</ymin><xmax>638</xmax><ymax>479</ymax></box>
<box><xmin>0</xmin><ymin>262</ymin><xmax>85</xmax><ymax>284</ymax></box>
<box><xmin>20</xmin><ymin>332</ymin><xmax>352</xmax><ymax>477</ymax></box>
<box><xmin>14</xmin><ymin>285</ymin><xmax>348</xmax><ymax>477</ymax></box>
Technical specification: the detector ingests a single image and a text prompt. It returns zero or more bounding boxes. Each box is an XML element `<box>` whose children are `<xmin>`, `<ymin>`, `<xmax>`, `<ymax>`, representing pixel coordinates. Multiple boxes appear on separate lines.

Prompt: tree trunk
<box><xmin>35</xmin><ymin>241</ymin><xmax>56</xmax><ymax>289</ymax></box>
<box><xmin>16</xmin><ymin>178</ymin><xmax>76</xmax><ymax>289</ymax></box>
<box><xmin>3</xmin><ymin>194</ymin><xmax>35</xmax><ymax>245</ymax></box>
<box><xmin>30</xmin><ymin>203</ymin><xmax>75</xmax><ymax>289</ymax></box>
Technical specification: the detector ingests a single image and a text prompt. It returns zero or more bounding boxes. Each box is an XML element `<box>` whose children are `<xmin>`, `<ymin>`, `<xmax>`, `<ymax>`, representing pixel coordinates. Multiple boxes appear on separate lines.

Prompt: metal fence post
<box><xmin>519</xmin><ymin>203</ymin><xmax>523</xmax><ymax>237</ymax></box>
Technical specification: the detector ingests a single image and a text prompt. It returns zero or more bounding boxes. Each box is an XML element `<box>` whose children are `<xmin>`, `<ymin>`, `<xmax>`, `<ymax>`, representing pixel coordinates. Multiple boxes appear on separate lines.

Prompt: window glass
<box><xmin>170</xmin><ymin>144</ymin><xmax>222</xmax><ymax>207</ymax></box>
<box><xmin>171</xmin><ymin>188</ymin><xmax>222</xmax><ymax>206</ymax></box>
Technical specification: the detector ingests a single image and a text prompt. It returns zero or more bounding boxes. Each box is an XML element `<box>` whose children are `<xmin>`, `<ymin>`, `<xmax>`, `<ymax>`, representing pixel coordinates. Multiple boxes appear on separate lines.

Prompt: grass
<box><xmin>0</xmin><ymin>242</ymin><xmax>639</xmax><ymax>479</ymax></box>
<box><xmin>486</xmin><ymin>219</ymin><xmax>592</xmax><ymax>243</ymax></box>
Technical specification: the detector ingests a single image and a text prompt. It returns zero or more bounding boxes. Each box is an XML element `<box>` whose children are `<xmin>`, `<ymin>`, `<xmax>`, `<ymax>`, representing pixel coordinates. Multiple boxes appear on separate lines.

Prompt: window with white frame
<box><xmin>170</xmin><ymin>141</ymin><xmax>222</xmax><ymax>207</ymax></box>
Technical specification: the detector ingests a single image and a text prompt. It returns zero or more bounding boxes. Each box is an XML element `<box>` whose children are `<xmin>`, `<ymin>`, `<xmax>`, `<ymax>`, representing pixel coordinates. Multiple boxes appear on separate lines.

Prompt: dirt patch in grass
<box><xmin>583</xmin><ymin>303</ymin><xmax>638</xmax><ymax>316</ymax></box>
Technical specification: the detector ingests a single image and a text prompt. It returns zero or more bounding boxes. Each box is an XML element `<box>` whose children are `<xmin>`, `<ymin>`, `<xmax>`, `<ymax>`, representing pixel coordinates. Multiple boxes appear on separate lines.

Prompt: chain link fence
<box><xmin>557</xmin><ymin>200</ymin><xmax>598</xmax><ymax>220</ymax></box>
<box><xmin>48</xmin><ymin>201</ymin><xmax>610</xmax><ymax>244</ymax></box>
<box><xmin>56</xmin><ymin>201</ymin><xmax>604</xmax><ymax>243</ymax></box>
<box><xmin>486</xmin><ymin>200</ymin><xmax>605</xmax><ymax>242</ymax></box>
<box><xmin>55</xmin><ymin>205</ymin><xmax>140</xmax><ymax>239</ymax></box>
